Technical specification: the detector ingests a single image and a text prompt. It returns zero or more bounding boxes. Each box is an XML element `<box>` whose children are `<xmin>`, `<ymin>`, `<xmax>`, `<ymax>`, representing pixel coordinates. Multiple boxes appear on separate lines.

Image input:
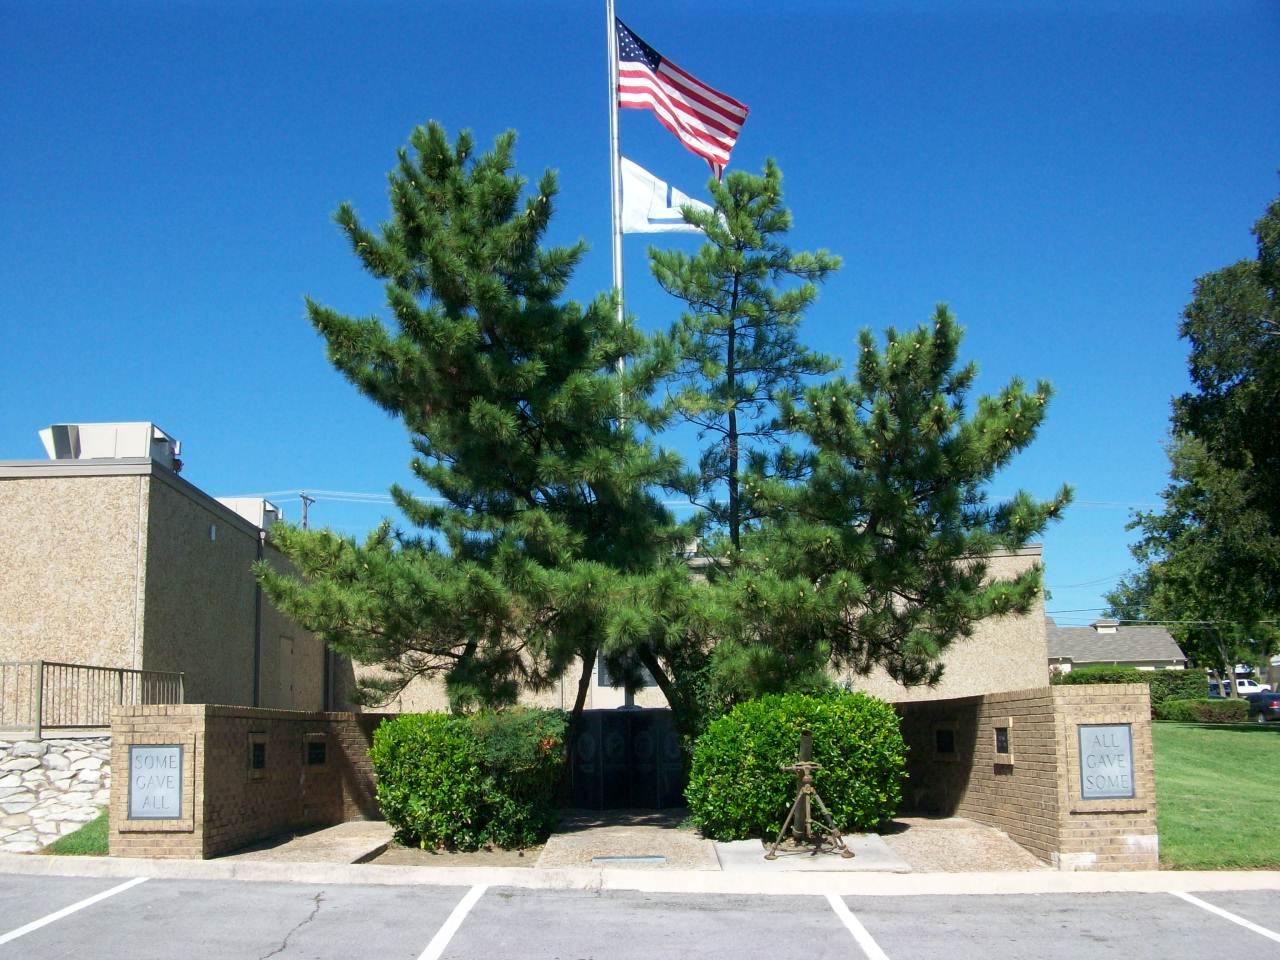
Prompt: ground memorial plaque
<box><xmin>1077</xmin><ymin>724</ymin><xmax>1134</xmax><ymax>800</ymax></box>
<box><xmin>128</xmin><ymin>744</ymin><xmax>183</xmax><ymax>819</ymax></box>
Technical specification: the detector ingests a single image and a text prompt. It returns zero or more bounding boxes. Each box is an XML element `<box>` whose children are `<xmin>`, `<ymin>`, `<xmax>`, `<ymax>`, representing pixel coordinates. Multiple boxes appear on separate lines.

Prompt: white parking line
<box><xmin>0</xmin><ymin>876</ymin><xmax>150</xmax><ymax>947</ymax></box>
<box><xmin>826</xmin><ymin>892</ymin><xmax>890</xmax><ymax>960</ymax></box>
<box><xmin>1171</xmin><ymin>891</ymin><xmax>1280</xmax><ymax>944</ymax></box>
<box><xmin>417</xmin><ymin>884</ymin><xmax>488</xmax><ymax>960</ymax></box>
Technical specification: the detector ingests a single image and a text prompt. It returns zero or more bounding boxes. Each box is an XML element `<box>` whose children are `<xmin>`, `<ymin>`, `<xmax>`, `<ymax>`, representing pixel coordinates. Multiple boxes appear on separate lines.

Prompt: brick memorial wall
<box><xmin>112</xmin><ymin>686</ymin><xmax>1158</xmax><ymax>867</ymax></box>
<box><xmin>109</xmin><ymin>705</ymin><xmax>388</xmax><ymax>859</ymax></box>
<box><xmin>896</xmin><ymin>683</ymin><xmax>1158</xmax><ymax>870</ymax></box>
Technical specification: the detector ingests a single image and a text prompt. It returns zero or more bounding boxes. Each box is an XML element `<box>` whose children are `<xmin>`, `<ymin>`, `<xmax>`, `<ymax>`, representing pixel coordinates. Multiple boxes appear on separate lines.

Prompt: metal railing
<box><xmin>0</xmin><ymin>660</ymin><xmax>184</xmax><ymax>738</ymax></box>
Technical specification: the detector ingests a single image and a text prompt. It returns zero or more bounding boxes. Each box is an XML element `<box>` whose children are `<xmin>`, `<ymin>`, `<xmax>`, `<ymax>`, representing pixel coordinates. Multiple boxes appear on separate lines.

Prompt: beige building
<box><xmin>853</xmin><ymin>547</ymin><xmax>1050</xmax><ymax>701</ymax></box>
<box><xmin>0</xmin><ymin>423</ymin><xmax>330</xmax><ymax>711</ymax></box>
<box><xmin>376</xmin><ymin>546</ymin><xmax>1051</xmax><ymax>712</ymax></box>
<box><xmin>2</xmin><ymin>421</ymin><xmax>1049</xmax><ymax>717</ymax></box>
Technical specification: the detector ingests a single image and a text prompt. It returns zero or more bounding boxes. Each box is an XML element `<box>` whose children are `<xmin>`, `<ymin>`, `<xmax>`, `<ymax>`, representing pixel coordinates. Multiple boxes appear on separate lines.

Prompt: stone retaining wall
<box><xmin>0</xmin><ymin>736</ymin><xmax>111</xmax><ymax>852</ymax></box>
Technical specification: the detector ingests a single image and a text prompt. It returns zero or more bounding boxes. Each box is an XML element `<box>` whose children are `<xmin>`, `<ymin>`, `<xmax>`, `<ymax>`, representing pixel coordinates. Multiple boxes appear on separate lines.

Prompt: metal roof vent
<box><xmin>1091</xmin><ymin>618</ymin><xmax>1120</xmax><ymax>634</ymax></box>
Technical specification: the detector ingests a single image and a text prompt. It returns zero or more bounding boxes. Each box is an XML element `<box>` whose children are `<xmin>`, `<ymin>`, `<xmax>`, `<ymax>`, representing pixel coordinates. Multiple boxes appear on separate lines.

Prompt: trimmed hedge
<box><xmin>1154</xmin><ymin>698</ymin><xmax>1249</xmax><ymax>723</ymax></box>
<box><xmin>686</xmin><ymin>691</ymin><xmax>906</xmax><ymax>841</ymax></box>
<box><xmin>370</xmin><ymin>708</ymin><xmax>567</xmax><ymax>851</ymax></box>
<box><xmin>1052</xmin><ymin>666</ymin><xmax>1204</xmax><ymax>710</ymax></box>
<box><xmin>1146</xmin><ymin>670</ymin><xmax>1211</xmax><ymax>705</ymax></box>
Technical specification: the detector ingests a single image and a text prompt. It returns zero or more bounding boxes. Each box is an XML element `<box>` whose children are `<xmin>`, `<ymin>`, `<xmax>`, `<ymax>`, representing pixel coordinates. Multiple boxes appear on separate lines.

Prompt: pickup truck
<box><xmin>1209</xmin><ymin>678</ymin><xmax>1273</xmax><ymax>696</ymax></box>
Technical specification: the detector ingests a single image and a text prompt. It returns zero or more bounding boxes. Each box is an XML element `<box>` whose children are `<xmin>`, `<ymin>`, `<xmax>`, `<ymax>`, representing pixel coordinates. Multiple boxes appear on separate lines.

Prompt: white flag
<box><xmin>620</xmin><ymin>157</ymin><xmax>712</xmax><ymax>234</ymax></box>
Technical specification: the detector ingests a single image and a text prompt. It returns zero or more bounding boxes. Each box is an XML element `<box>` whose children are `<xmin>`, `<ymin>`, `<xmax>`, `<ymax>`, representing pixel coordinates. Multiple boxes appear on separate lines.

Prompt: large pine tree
<box><xmin>760</xmin><ymin>307</ymin><xmax>1071</xmax><ymax>685</ymax></box>
<box><xmin>609</xmin><ymin>307</ymin><xmax>1070</xmax><ymax>728</ymax></box>
<box><xmin>259</xmin><ymin>123</ymin><xmax>685</xmax><ymax>713</ymax></box>
<box><xmin>649</xmin><ymin>160</ymin><xmax>838</xmax><ymax>556</ymax></box>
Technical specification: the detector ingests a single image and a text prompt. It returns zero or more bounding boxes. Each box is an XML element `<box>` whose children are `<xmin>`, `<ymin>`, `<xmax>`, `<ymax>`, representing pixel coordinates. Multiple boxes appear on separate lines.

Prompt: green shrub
<box><xmin>370</xmin><ymin>713</ymin><xmax>485</xmax><ymax>850</ymax></box>
<box><xmin>468</xmin><ymin>708</ymin><xmax>568</xmax><ymax>849</ymax></box>
<box><xmin>1145</xmin><ymin>671</ymin><xmax>1209</xmax><ymax>706</ymax></box>
<box><xmin>686</xmin><ymin>691</ymin><xmax>906</xmax><ymax>841</ymax></box>
<box><xmin>370</xmin><ymin>708</ymin><xmax>567</xmax><ymax>851</ymax></box>
<box><xmin>1154</xmin><ymin>698</ymin><xmax>1249</xmax><ymax>723</ymax></box>
<box><xmin>1052</xmin><ymin>666</ymin><xmax>1205</xmax><ymax>711</ymax></box>
<box><xmin>1052</xmin><ymin>666</ymin><xmax>1145</xmax><ymax>686</ymax></box>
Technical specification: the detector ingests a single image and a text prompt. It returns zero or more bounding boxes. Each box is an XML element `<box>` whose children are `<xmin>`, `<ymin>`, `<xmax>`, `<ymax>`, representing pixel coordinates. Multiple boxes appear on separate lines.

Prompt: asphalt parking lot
<box><xmin>2</xmin><ymin>873</ymin><xmax>1278</xmax><ymax>959</ymax></box>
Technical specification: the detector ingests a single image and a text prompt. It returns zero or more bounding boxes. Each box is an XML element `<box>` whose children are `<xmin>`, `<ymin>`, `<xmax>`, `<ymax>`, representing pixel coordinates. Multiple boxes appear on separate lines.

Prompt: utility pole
<box><xmin>298</xmin><ymin>490</ymin><xmax>328</xmax><ymax>707</ymax></box>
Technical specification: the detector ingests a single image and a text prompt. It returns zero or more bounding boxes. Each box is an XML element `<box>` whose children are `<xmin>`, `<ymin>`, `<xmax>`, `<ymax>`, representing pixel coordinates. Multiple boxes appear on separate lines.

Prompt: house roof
<box><xmin>1046</xmin><ymin>618</ymin><xmax>1187</xmax><ymax>664</ymax></box>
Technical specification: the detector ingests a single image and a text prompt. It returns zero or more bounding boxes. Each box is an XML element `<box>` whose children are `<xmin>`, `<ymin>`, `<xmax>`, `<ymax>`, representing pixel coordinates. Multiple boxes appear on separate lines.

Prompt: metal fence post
<box><xmin>33</xmin><ymin>660</ymin><xmax>44</xmax><ymax>741</ymax></box>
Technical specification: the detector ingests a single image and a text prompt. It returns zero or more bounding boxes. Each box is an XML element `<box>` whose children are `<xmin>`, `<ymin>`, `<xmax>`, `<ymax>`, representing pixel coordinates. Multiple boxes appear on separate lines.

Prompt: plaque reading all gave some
<box><xmin>1077</xmin><ymin>724</ymin><xmax>1134</xmax><ymax>800</ymax></box>
<box><xmin>128</xmin><ymin>745</ymin><xmax>183</xmax><ymax>819</ymax></box>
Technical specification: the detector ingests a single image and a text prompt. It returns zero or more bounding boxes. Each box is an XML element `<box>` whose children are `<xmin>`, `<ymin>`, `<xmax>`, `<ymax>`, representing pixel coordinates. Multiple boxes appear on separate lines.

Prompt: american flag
<box><xmin>615</xmin><ymin>19</ymin><xmax>748</xmax><ymax>180</ymax></box>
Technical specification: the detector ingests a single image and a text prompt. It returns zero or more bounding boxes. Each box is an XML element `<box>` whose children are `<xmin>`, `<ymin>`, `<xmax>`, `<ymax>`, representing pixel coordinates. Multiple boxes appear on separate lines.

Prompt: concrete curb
<box><xmin>3</xmin><ymin>853</ymin><xmax>1279</xmax><ymax>897</ymax></box>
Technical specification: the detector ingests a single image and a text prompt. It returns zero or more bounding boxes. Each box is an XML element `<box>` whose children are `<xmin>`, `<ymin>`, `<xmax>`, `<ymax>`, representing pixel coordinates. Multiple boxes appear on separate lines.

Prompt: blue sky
<box><xmin>2</xmin><ymin>0</ymin><xmax>1277</xmax><ymax>625</ymax></box>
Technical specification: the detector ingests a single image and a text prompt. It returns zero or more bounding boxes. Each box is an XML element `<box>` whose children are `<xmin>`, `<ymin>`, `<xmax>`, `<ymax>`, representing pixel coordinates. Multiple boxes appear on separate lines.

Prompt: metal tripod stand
<box><xmin>764</xmin><ymin>735</ymin><xmax>854</xmax><ymax>861</ymax></box>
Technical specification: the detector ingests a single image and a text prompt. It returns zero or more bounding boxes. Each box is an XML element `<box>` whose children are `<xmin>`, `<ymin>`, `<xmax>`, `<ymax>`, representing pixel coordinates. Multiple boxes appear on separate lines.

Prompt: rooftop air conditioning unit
<box><xmin>215</xmin><ymin>497</ymin><xmax>282</xmax><ymax>531</ymax></box>
<box><xmin>38</xmin><ymin>422</ymin><xmax>182</xmax><ymax>472</ymax></box>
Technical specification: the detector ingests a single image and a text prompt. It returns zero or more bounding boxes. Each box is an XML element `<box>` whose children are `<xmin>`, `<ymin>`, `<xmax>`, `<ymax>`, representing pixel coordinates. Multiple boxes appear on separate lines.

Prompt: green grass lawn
<box><xmin>41</xmin><ymin>810</ymin><xmax>108</xmax><ymax>856</ymax></box>
<box><xmin>1153</xmin><ymin>722</ymin><xmax>1280</xmax><ymax>870</ymax></box>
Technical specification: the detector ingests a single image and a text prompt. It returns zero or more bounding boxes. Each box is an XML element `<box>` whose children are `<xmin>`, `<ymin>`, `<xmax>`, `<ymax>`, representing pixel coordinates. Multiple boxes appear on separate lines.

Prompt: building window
<box><xmin>596</xmin><ymin>651</ymin><xmax>658</xmax><ymax>688</ymax></box>
<box><xmin>994</xmin><ymin>726</ymin><xmax>1010</xmax><ymax>755</ymax></box>
<box><xmin>305</xmin><ymin>734</ymin><xmax>327</xmax><ymax>766</ymax></box>
<box><xmin>935</xmin><ymin>728</ymin><xmax>956</xmax><ymax>755</ymax></box>
<box><xmin>248</xmin><ymin>733</ymin><xmax>268</xmax><ymax>780</ymax></box>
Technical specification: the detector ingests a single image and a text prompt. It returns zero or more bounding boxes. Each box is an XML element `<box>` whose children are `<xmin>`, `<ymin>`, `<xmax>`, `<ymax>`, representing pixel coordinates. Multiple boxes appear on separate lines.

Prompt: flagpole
<box><xmin>606</xmin><ymin>0</ymin><xmax>625</xmax><ymax>376</ymax></box>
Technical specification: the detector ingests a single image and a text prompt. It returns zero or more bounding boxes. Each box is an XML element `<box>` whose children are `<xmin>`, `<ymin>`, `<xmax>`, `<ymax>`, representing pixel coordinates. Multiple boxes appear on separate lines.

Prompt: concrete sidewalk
<box><xmin>218</xmin><ymin>820</ymin><xmax>393</xmax><ymax>864</ymax></box>
<box><xmin>208</xmin><ymin>815</ymin><xmax>912</xmax><ymax>874</ymax></box>
<box><xmin>3</xmin><ymin>851</ymin><xmax>1280</xmax><ymax>898</ymax></box>
<box><xmin>7</xmin><ymin>814</ymin><xmax>1279</xmax><ymax>898</ymax></box>
<box><xmin>507</xmin><ymin>807</ymin><xmax>913</xmax><ymax>873</ymax></box>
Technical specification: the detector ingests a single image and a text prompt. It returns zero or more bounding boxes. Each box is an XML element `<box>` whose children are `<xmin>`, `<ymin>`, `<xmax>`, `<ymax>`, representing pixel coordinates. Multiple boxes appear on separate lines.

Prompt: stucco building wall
<box><xmin>850</xmin><ymin>548</ymin><xmax>1049</xmax><ymax>702</ymax></box>
<box><xmin>258</xmin><ymin>580</ymin><xmax>327</xmax><ymax>712</ymax></box>
<box><xmin>353</xmin><ymin>659</ymin><xmax>669</xmax><ymax>714</ymax></box>
<box><xmin>141</xmin><ymin>473</ymin><xmax>258</xmax><ymax>705</ymax></box>
<box><xmin>0</xmin><ymin>472</ymin><xmax>148</xmax><ymax>669</ymax></box>
<box><xmin>0</xmin><ymin>460</ymin><xmax>327</xmax><ymax>713</ymax></box>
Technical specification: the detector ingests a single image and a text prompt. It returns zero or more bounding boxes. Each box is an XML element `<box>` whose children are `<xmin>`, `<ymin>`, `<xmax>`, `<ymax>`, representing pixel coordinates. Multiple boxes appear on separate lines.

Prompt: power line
<box><xmin>1049</xmin><ymin>610</ymin><xmax>1278</xmax><ymax>628</ymax></box>
<box><xmin>239</xmin><ymin>486</ymin><xmax>1165</xmax><ymax>518</ymax></box>
<box><xmin>1073</xmin><ymin>499</ymin><xmax>1160</xmax><ymax>510</ymax></box>
<box><xmin>227</xmin><ymin>488</ymin><xmax>704</xmax><ymax>510</ymax></box>
<box><xmin>1117</xmin><ymin>618</ymin><xmax>1278</xmax><ymax>626</ymax></box>
<box><xmin>1046</xmin><ymin>571</ymin><xmax>1132</xmax><ymax>589</ymax></box>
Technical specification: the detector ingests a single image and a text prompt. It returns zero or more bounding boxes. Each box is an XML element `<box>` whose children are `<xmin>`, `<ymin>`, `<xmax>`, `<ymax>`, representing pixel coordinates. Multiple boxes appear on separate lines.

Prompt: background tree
<box><xmin>649</xmin><ymin>160</ymin><xmax>839</xmax><ymax>557</ymax></box>
<box><xmin>1175</xmin><ymin>192</ymin><xmax>1279</xmax><ymax>526</ymax></box>
<box><xmin>259</xmin><ymin>123</ymin><xmax>686</xmax><ymax>714</ymax></box>
<box><xmin>1105</xmin><ymin>436</ymin><xmax>1279</xmax><ymax>689</ymax></box>
<box><xmin>1106</xmin><ymin>189</ymin><xmax>1280</xmax><ymax>682</ymax></box>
